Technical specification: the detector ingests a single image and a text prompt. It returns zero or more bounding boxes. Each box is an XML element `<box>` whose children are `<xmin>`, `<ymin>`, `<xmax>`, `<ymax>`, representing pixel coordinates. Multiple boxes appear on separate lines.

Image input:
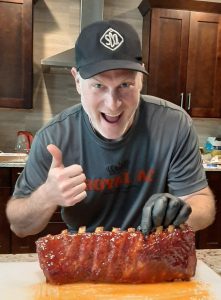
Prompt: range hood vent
<box><xmin>41</xmin><ymin>0</ymin><xmax>104</xmax><ymax>72</ymax></box>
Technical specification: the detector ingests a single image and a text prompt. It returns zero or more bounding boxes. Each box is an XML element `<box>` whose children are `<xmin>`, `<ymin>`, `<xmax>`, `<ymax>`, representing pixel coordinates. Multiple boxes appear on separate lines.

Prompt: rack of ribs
<box><xmin>36</xmin><ymin>225</ymin><xmax>197</xmax><ymax>285</ymax></box>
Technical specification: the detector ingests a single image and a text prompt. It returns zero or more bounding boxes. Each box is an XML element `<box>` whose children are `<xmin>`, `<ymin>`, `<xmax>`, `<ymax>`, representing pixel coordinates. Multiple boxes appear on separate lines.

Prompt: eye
<box><xmin>93</xmin><ymin>83</ymin><xmax>103</xmax><ymax>89</ymax></box>
<box><xmin>120</xmin><ymin>82</ymin><xmax>131</xmax><ymax>88</ymax></box>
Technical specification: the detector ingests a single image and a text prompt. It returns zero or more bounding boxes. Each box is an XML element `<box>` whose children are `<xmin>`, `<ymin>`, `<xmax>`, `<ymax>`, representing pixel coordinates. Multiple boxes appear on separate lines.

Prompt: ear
<box><xmin>138</xmin><ymin>72</ymin><xmax>143</xmax><ymax>92</ymax></box>
<box><xmin>71</xmin><ymin>67</ymin><xmax>81</xmax><ymax>94</ymax></box>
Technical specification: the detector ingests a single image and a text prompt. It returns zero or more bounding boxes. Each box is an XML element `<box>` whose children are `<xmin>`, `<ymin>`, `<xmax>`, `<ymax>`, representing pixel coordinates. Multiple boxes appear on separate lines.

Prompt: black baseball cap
<box><xmin>75</xmin><ymin>19</ymin><xmax>148</xmax><ymax>79</ymax></box>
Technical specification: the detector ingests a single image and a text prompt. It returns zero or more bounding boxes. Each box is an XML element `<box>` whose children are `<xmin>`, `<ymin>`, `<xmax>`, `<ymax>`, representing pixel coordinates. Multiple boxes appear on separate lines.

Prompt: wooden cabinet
<box><xmin>0</xmin><ymin>0</ymin><xmax>33</xmax><ymax>108</ymax></box>
<box><xmin>0</xmin><ymin>168</ymin><xmax>12</xmax><ymax>253</ymax></box>
<box><xmin>139</xmin><ymin>0</ymin><xmax>221</xmax><ymax>117</ymax></box>
<box><xmin>196</xmin><ymin>171</ymin><xmax>221</xmax><ymax>249</ymax></box>
<box><xmin>0</xmin><ymin>167</ymin><xmax>66</xmax><ymax>254</ymax></box>
<box><xmin>11</xmin><ymin>214</ymin><xmax>66</xmax><ymax>254</ymax></box>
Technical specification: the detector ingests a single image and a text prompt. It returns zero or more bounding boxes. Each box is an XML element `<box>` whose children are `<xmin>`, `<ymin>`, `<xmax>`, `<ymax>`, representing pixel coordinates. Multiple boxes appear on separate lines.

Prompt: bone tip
<box><xmin>95</xmin><ymin>226</ymin><xmax>104</xmax><ymax>233</ymax></box>
<box><xmin>156</xmin><ymin>226</ymin><xmax>163</xmax><ymax>234</ymax></box>
<box><xmin>112</xmin><ymin>227</ymin><xmax>120</xmax><ymax>232</ymax></box>
<box><xmin>127</xmin><ymin>228</ymin><xmax>136</xmax><ymax>232</ymax></box>
<box><xmin>167</xmin><ymin>225</ymin><xmax>175</xmax><ymax>233</ymax></box>
<box><xmin>78</xmin><ymin>226</ymin><xmax>86</xmax><ymax>234</ymax></box>
<box><xmin>179</xmin><ymin>224</ymin><xmax>185</xmax><ymax>230</ymax></box>
<box><xmin>61</xmin><ymin>229</ymin><xmax>68</xmax><ymax>236</ymax></box>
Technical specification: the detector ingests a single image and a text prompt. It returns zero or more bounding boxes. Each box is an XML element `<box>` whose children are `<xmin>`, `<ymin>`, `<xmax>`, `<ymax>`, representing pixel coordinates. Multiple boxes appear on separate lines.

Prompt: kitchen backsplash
<box><xmin>193</xmin><ymin>118</ymin><xmax>221</xmax><ymax>147</ymax></box>
<box><xmin>0</xmin><ymin>0</ymin><xmax>220</xmax><ymax>152</ymax></box>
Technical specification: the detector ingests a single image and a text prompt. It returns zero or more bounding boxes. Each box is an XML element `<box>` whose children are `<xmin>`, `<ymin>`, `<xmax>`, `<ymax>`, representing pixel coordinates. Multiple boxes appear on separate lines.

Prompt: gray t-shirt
<box><xmin>13</xmin><ymin>95</ymin><xmax>207</xmax><ymax>232</ymax></box>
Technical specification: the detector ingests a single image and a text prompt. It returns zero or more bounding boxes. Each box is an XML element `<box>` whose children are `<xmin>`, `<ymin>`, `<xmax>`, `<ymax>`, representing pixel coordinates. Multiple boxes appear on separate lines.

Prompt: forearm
<box><xmin>6</xmin><ymin>184</ymin><xmax>57</xmax><ymax>237</ymax></box>
<box><xmin>181</xmin><ymin>187</ymin><xmax>216</xmax><ymax>231</ymax></box>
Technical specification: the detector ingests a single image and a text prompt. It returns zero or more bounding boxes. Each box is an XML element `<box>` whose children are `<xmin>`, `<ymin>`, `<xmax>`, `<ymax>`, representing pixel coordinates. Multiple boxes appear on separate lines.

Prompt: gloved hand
<box><xmin>138</xmin><ymin>193</ymin><xmax>192</xmax><ymax>235</ymax></box>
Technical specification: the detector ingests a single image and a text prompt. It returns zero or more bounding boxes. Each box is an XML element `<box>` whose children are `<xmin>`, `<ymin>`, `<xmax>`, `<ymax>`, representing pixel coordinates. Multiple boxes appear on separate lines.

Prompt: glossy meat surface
<box><xmin>36</xmin><ymin>226</ymin><xmax>196</xmax><ymax>285</ymax></box>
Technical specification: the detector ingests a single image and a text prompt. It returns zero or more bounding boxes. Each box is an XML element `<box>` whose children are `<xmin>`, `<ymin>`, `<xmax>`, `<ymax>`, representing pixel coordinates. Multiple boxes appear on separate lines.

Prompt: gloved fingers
<box><xmin>163</xmin><ymin>197</ymin><xmax>182</xmax><ymax>227</ymax></box>
<box><xmin>173</xmin><ymin>203</ymin><xmax>192</xmax><ymax>227</ymax></box>
<box><xmin>140</xmin><ymin>205</ymin><xmax>153</xmax><ymax>235</ymax></box>
<box><xmin>151</xmin><ymin>195</ymin><xmax>168</xmax><ymax>227</ymax></box>
<box><xmin>143</xmin><ymin>193</ymin><xmax>164</xmax><ymax>207</ymax></box>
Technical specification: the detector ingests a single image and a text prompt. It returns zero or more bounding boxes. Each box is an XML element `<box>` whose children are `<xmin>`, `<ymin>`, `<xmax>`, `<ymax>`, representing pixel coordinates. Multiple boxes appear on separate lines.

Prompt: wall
<box><xmin>0</xmin><ymin>0</ymin><xmax>142</xmax><ymax>152</ymax></box>
<box><xmin>0</xmin><ymin>0</ymin><xmax>220</xmax><ymax>152</ymax></box>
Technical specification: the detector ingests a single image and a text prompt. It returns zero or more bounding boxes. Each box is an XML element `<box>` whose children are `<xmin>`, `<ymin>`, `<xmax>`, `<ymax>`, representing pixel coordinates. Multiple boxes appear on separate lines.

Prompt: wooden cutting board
<box><xmin>0</xmin><ymin>260</ymin><xmax>220</xmax><ymax>300</ymax></box>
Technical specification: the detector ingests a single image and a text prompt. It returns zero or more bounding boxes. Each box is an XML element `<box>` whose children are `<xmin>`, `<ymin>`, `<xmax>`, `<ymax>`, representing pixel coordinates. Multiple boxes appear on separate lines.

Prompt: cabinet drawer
<box><xmin>0</xmin><ymin>168</ymin><xmax>11</xmax><ymax>187</ymax></box>
<box><xmin>11</xmin><ymin>233</ymin><xmax>37</xmax><ymax>254</ymax></box>
<box><xmin>11</xmin><ymin>222</ymin><xmax>67</xmax><ymax>254</ymax></box>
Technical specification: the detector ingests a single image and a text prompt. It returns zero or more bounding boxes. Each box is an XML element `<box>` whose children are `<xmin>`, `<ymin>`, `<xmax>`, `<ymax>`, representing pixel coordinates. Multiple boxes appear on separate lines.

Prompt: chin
<box><xmin>102</xmin><ymin>132</ymin><xmax>123</xmax><ymax>140</ymax></box>
<box><xmin>98</xmin><ymin>124</ymin><xmax>128</xmax><ymax>140</ymax></box>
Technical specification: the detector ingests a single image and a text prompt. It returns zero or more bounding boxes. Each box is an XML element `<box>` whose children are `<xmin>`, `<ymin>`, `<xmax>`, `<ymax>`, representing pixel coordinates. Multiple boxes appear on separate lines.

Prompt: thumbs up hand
<box><xmin>44</xmin><ymin>144</ymin><xmax>87</xmax><ymax>207</ymax></box>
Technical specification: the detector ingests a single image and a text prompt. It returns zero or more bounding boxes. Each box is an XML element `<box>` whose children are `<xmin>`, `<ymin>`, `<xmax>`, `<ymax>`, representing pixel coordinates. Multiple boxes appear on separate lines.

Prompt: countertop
<box><xmin>0</xmin><ymin>162</ymin><xmax>26</xmax><ymax>167</ymax></box>
<box><xmin>0</xmin><ymin>249</ymin><xmax>221</xmax><ymax>276</ymax></box>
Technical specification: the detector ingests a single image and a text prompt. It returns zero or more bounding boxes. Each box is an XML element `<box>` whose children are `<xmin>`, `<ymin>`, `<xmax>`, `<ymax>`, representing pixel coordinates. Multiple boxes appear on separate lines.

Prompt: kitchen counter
<box><xmin>203</xmin><ymin>165</ymin><xmax>221</xmax><ymax>172</ymax></box>
<box><xmin>0</xmin><ymin>162</ymin><xmax>26</xmax><ymax>167</ymax></box>
<box><xmin>0</xmin><ymin>153</ymin><xmax>27</xmax><ymax>167</ymax></box>
<box><xmin>0</xmin><ymin>249</ymin><xmax>221</xmax><ymax>276</ymax></box>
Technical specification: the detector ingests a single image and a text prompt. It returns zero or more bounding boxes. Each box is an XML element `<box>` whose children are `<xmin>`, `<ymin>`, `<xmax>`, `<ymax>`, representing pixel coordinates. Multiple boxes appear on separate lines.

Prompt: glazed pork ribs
<box><xmin>36</xmin><ymin>225</ymin><xmax>197</xmax><ymax>285</ymax></box>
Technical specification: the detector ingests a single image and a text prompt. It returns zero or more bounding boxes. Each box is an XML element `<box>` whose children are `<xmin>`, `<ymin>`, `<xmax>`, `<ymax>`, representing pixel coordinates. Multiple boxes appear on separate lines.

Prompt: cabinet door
<box><xmin>11</xmin><ymin>223</ymin><xmax>67</xmax><ymax>254</ymax></box>
<box><xmin>0</xmin><ymin>168</ymin><xmax>11</xmax><ymax>253</ymax></box>
<box><xmin>11</xmin><ymin>207</ymin><xmax>66</xmax><ymax>254</ymax></box>
<box><xmin>186</xmin><ymin>12</ymin><xmax>221</xmax><ymax>117</ymax></box>
<box><xmin>196</xmin><ymin>172</ymin><xmax>221</xmax><ymax>249</ymax></box>
<box><xmin>11</xmin><ymin>234</ymin><xmax>38</xmax><ymax>254</ymax></box>
<box><xmin>0</xmin><ymin>0</ymin><xmax>33</xmax><ymax>108</ymax></box>
<box><xmin>9</xmin><ymin>167</ymin><xmax>35</xmax><ymax>253</ymax></box>
<box><xmin>9</xmin><ymin>167</ymin><xmax>67</xmax><ymax>253</ymax></box>
<box><xmin>0</xmin><ymin>188</ymin><xmax>11</xmax><ymax>253</ymax></box>
<box><xmin>147</xmin><ymin>9</ymin><xmax>190</xmax><ymax>106</ymax></box>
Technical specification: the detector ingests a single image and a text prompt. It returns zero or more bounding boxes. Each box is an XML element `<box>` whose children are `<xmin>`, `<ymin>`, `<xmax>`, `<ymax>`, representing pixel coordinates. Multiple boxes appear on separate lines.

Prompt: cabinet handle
<box><xmin>19</xmin><ymin>246</ymin><xmax>30</xmax><ymax>249</ymax></box>
<box><xmin>207</xmin><ymin>242</ymin><xmax>219</xmax><ymax>245</ymax></box>
<box><xmin>180</xmin><ymin>93</ymin><xmax>184</xmax><ymax>108</ymax></box>
<box><xmin>187</xmin><ymin>93</ymin><xmax>191</xmax><ymax>110</ymax></box>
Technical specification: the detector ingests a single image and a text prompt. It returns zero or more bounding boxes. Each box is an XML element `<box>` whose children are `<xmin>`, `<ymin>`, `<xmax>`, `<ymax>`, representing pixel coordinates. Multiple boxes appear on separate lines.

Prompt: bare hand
<box><xmin>44</xmin><ymin>144</ymin><xmax>87</xmax><ymax>207</ymax></box>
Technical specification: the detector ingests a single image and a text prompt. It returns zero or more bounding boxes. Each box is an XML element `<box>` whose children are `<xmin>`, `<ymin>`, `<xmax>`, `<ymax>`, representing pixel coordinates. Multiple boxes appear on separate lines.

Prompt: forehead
<box><xmin>91</xmin><ymin>69</ymin><xmax>139</xmax><ymax>81</ymax></box>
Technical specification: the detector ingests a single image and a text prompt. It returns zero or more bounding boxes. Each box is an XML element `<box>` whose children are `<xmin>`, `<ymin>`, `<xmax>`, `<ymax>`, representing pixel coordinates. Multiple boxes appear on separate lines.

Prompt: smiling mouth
<box><xmin>101</xmin><ymin>113</ymin><xmax>122</xmax><ymax>123</ymax></box>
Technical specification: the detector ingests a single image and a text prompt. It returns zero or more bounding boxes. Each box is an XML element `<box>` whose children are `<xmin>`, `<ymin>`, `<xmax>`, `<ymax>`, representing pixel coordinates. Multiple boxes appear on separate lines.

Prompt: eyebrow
<box><xmin>93</xmin><ymin>73</ymin><xmax>137</xmax><ymax>83</ymax></box>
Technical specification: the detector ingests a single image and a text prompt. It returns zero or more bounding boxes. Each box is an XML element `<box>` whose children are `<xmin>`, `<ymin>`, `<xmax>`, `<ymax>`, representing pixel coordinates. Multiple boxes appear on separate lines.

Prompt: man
<box><xmin>6</xmin><ymin>20</ymin><xmax>215</xmax><ymax>237</ymax></box>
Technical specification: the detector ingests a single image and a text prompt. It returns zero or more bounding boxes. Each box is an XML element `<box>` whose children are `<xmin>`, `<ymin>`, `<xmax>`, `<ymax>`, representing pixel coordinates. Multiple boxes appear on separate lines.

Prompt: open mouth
<box><xmin>101</xmin><ymin>113</ymin><xmax>122</xmax><ymax>124</ymax></box>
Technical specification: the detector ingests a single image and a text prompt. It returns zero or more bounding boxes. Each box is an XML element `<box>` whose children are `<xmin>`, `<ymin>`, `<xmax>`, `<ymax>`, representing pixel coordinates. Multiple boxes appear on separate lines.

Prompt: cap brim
<box><xmin>78</xmin><ymin>60</ymin><xmax>148</xmax><ymax>79</ymax></box>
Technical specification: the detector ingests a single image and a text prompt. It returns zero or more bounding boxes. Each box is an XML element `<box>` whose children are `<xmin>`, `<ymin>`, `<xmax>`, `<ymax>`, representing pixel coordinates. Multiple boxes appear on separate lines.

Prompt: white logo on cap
<box><xmin>100</xmin><ymin>28</ymin><xmax>124</xmax><ymax>51</ymax></box>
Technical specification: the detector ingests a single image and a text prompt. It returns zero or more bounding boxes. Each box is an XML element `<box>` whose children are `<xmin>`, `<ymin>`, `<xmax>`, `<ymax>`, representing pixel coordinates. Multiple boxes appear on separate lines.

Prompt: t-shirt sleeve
<box><xmin>167</xmin><ymin>113</ymin><xmax>208</xmax><ymax>197</ymax></box>
<box><xmin>13</xmin><ymin>132</ymin><xmax>51</xmax><ymax>198</ymax></box>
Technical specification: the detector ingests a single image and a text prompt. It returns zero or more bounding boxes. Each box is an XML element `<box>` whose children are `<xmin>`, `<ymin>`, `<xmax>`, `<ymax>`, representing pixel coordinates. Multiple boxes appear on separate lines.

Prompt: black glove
<box><xmin>138</xmin><ymin>193</ymin><xmax>192</xmax><ymax>235</ymax></box>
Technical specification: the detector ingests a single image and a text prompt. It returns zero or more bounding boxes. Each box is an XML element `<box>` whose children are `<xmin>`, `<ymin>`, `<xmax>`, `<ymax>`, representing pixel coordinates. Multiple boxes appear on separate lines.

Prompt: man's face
<box><xmin>72</xmin><ymin>69</ymin><xmax>143</xmax><ymax>140</ymax></box>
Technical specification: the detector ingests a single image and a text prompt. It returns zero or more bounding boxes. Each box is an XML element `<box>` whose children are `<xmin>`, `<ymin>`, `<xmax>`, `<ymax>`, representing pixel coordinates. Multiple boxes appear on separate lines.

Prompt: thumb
<box><xmin>47</xmin><ymin>144</ymin><xmax>64</xmax><ymax>168</ymax></box>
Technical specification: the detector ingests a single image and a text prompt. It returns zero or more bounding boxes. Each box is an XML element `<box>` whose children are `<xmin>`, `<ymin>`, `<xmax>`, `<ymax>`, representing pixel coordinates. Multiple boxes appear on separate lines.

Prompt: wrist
<box><xmin>36</xmin><ymin>183</ymin><xmax>58</xmax><ymax>211</ymax></box>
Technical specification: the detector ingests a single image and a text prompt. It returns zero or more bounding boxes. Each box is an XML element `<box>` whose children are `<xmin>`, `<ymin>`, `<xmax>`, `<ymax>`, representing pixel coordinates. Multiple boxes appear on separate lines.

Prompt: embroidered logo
<box><xmin>100</xmin><ymin>28</ymin><xmax>124</xmax><ymax>51</ymax></box>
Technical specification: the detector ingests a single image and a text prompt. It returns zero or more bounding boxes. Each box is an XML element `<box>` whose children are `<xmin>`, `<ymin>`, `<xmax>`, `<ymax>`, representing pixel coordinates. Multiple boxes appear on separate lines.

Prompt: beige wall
<box><xmin>0</xmin><ymin>0</ymin><xmax>220</xmax><ymax>152</ymax></box>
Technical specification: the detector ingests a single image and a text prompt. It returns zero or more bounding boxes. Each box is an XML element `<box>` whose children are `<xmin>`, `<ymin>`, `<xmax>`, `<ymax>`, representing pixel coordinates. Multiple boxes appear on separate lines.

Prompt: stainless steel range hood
<box><xmin>41</xmin><ymin>0</ymin><xmax>104</xmax><ymax>72</ymax></box>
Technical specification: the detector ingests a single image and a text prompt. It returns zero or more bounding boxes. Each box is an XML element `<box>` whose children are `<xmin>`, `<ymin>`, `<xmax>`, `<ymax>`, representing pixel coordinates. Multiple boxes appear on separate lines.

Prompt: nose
<box><xmin>105</xmin><ymin>89</ymin><xmax>121</xmax><ymax>110</ymax></box>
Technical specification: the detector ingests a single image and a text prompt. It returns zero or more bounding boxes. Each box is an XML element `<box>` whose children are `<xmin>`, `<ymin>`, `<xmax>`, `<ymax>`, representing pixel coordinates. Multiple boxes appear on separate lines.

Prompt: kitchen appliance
<box><xmin>15</xmin><ymin>131</ymin><xmax>33</xmax><ymax>153</ymax></box>
<box><xmin>41</xmin><ymin>0</ymin><xmax>104</xmax><ymax>71</ymax></box>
